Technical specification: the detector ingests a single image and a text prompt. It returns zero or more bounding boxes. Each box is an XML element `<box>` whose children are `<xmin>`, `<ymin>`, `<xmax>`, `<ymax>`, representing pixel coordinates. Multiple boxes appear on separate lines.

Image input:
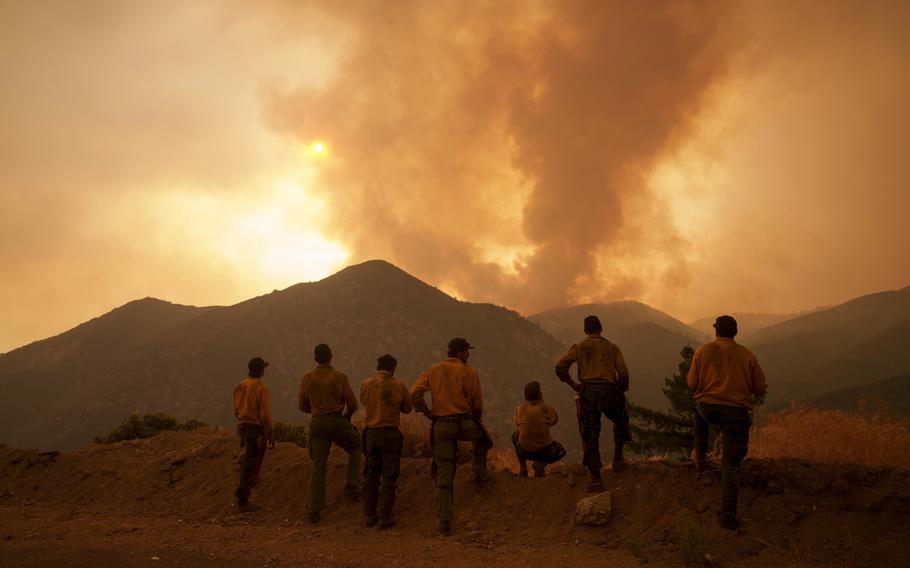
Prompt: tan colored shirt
<box><xmin>514</xmin><ymin>400</ymin><xmax>558</xmax><ymax>452</ymax></box>
<box><xmin>299</xmin><ymin>364</ymin><xmax>358</xmax><ymax>416</ymax></box>
<box><xmin>233</xmin><ymin>377</ymin><xmax>273</xmax><ymax>434</ymax></box>
<box><xmin>410</xmin><ymin>357</ymin><xmax>483</xmax><ymax>418</ymax></box>
<box><xmin>687</xmin><ymin>338</ymin><xmax>768</xmax><ymax>409</ymax></box>
<box><xmin>555</xmin><ymin>334</ymin><xmax>630</xmax><ymax>388</ymax></box>
<box><xmin>360</xmin><ymin>371</ymin><xmax>413</xmax><ymax>428</ymax></box>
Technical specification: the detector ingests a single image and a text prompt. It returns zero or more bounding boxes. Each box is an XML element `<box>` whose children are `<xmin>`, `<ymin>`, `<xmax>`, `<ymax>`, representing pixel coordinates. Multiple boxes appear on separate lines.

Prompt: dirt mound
<box><xmin>1</xmin><ymin>430</ymin><xmax>908</xmax><ymax>567</ymax></box>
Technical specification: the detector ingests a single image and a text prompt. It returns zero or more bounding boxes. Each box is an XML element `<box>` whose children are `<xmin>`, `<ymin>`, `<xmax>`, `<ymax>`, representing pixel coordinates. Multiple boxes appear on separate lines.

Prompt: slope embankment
<box><xmin>1</xmin><ymin>430</ymin><xmax>908</xmax><ymax>568</ymax></box>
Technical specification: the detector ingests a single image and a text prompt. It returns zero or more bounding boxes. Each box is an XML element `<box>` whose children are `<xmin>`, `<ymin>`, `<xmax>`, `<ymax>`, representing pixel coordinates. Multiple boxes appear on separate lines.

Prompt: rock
<box><xmin>574</xmin><ymin>491</ymin><xmax>612</xmax><ymax>526</ymax></box>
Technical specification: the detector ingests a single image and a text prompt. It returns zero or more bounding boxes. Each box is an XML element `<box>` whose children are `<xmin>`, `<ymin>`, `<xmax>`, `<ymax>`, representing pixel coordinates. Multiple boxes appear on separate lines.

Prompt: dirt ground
<box><xmin>1</xmin><ymin>431</ymin><xmax>908</xmax><ymax>567</ymax></box>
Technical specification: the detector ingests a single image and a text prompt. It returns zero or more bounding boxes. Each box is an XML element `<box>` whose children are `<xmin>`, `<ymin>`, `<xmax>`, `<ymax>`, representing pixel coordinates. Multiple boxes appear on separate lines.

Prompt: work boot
<box><xmin>438</xmin><ymin>519</ymin><xmax>452</xmax><ymax>536</ymax></box>
<box><xmin>365</xmin><ymin>515</ymin><xmax>379</xmax><ymax>528</ymax></box>
<box><xmin>474</xmin><ymin>471</ymin><xmax>496</xmax><ymax>488</ymax></box>
<box><xmin>518</xmin><ymin>458</ymin><xmax>528</xmax><ymax>478</ymax></box>
<box><xmin>532</xmin><ymin>462</ymin><xmax>546</xmax><ymax>478</ymax></box>
<box><xmin>611</xmin><ymin>441</ymin><xmax>628</xmax><ymax>472</ymax></box>
<box><xmin>695</xmin><ymin>451</ymin><xmax>719</xmax><ymax>475</ymax></box>
<box><xmin>718</xmin><ymin>515</ymin><xmax>743</xmax><ymax>532</ymax></box>
<box><xmin>307</xmin><ymin>512</ymin><xmax>321</xmax><ymax>524</ymax></box>
<box><xmin>585</xmin><ymin>471</ymin><xmax>605</xmax><ymax>493</ymax></box>
<box><xmin>378</xmin><ymin>516</ymin><xmax>398</xmax><ymax>530</ymax></box>
<box><xmin>237</xmin><ymin>501</ymin><xmax>259</xmax><ymax>513</ymax></box>
<box><xmin>344</xmin><ymin>484</ymin><xmax>361</xmax><ymax>502</ymax></box>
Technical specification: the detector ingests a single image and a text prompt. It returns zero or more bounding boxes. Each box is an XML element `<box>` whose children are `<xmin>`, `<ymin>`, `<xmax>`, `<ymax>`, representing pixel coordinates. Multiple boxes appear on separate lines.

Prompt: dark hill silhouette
<box><xmin>810</xmin><ymin>373</ymin><xmax>910</xmax><ymax>415</ymax></box>
<box><xmin>528</xmin><ymin>302</ymin><xmax>708</xmax><ymax>410</ymax></box>
<box><xmin>0</xmin><ymin>298</ymin><xmax>215</xmax><ymax>450</ymax></box>
<box><xmin>0</xmin><ymin>260</ymin><xmax>568</xmax><ymax>450</ymax></box>
<box><xmin>751</xmin><ymin>286</ymin><xmax>910</xmax><ymax>400</ymax></box>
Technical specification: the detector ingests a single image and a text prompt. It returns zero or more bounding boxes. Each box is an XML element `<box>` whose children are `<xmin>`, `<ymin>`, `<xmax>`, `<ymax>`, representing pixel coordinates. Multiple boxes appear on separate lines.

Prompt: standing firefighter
<box><xmin>360</xmin><ymin>354</ymin><xmax>412</xmax><ymax>529</ymax></box>
<box><xmin>299</xmin><ymin>343</ymin><xmax>361</xmax><ymax>524</ymax></box>
<box><xmin>512</xmin><ymin>381</ymin><xmax>566</xmax><ymax>477</ymax></box>
<box><xmin>233</xmin><ymin>356</ymin><xmax>275</xmax><ymax>512</ymax></box>
<box><xmin>687</xmin><ymin>315</ymin><xmax>767</xmax><ymax>531</ymax></box>
<box><xmin>555</xmin><ymin>315</ymin><xmax>632</xmax><ymax>492</ymax></box>
<box><xmin>410</xmin><ymin>337</ymin><xmax>492</xmax><ymax>536</ymax></box>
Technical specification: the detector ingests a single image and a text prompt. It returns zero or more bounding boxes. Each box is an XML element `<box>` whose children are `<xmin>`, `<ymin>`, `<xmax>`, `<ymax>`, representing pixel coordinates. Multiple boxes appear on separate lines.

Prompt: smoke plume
<box><xmin>266</xmin><ymin>1</ymin><xmax>731</xmax><ymax>313</ymax></box>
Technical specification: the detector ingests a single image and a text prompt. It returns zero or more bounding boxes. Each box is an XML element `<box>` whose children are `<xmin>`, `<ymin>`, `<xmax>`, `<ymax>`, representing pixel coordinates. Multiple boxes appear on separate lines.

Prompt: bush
<box><xmin>272</xmin><ymin>422</ymin><xmax>307</xmax><ymax>447</ymax></box>
<box><xmin>94</xmin><ymin>413</ymin><xmax>207</xmax><ymax>444</ymax></box>
<box><xmin>749</xmin><ymin>401</ymin><xmax>910</xmax><ymax>467</ymax></box>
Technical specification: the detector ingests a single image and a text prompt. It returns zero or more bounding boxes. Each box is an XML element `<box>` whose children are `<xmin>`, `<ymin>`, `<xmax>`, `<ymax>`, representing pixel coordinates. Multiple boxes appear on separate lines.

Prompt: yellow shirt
<box><xmin>360</xmin><ymin>371</ymin><xmax>413</xmax><ymax>428</ymax></box>
<box><xmin>410</xmin><ymin>358</ymin><xmax>483</xmax><ymax>419</ymax></box>
<box><xmin>687</xmin><ymin>338</ymin><xmax>768</xmax><ymax>409</ymax></box>
<box><xmin>555</xmin><ymin>333</ymin><xmax>630</xmax><ymax>388</ymax></box>
<box><xmin>299</xmin><ymin>364</ymin><xmax>358</xmax><ymax>416</ymax></box>
<box><xmin>233</xmin><ymin>377</ymin><xmax>273</xmax><ymax>434</ymax></box>
<box><xmin>514</xmin><ymin>400</ymin><xmax>558</xmax><ymax>452</ymax></box>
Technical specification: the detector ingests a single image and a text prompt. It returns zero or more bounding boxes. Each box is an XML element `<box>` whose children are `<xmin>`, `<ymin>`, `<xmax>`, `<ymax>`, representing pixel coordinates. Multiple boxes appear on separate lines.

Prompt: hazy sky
<box><xmin>2</xmin><ymin>0</ymin><xmax>909</xmax><ymax>352</ymax></box>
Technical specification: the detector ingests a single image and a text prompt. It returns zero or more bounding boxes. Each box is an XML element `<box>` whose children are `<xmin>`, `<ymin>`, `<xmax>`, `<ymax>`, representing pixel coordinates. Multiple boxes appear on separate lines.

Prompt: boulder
<box><xmin>574</xmin><ymin>491</ymin><xmax>613</xmax><ymax>526</ymax></box>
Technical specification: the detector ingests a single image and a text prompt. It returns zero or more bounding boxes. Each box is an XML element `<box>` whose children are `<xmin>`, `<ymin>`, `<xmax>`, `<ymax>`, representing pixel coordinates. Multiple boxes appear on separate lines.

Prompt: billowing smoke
<box><xmin>266</xmin><ymin>1</ymin><xmax>731</xmax><ymax>313</ymax></box>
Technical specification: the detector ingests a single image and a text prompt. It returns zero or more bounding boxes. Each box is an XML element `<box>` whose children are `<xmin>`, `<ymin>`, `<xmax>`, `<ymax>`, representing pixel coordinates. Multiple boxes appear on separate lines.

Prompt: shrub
<box><xmin>272</xmin><ymin>422</ymin><xmax>307</xmax><ymax>447</ymax></box>
<box><xmin>94</xmin><ymin>413</ymin><xmax>207</xmax><ymax>444</ymax></box>
<box><xmin>749</xmin><ymin>401</ymin><xmax>910</xmax><ymax>468</ymax></box>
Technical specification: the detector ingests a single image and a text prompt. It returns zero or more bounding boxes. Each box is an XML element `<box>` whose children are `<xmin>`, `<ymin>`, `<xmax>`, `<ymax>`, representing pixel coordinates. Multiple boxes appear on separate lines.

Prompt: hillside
<box><xmin>750</xmin><ymin>286</ymin><xmax>910</xmax><ymax>400</ymax></box>
<box><xmin>810</xmin><ymin>373</ymin><xmax>910</xmax><ymax>415</ymax></box>
<box><xmin>529</xmin><ymin>302</ymin><xmax>708</xmax><ymax>410</ymax></box>
<box><xmin>1</xmin><ymin>431</ymin><xmax>908</xmax><ymax>567</ymax></box>
<box><xmin>0</xmin><ymin>260</ymin><xmax>568</xmax><ymax>450</ymax></box>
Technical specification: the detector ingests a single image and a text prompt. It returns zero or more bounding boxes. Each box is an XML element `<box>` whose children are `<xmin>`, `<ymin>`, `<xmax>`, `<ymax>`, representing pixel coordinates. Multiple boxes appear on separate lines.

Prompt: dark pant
<box><xmin>308</xmin><ymin>414</ymin><xmax>361</xmax><ymax>513</ymax></box>
<box><xmin>694</xmin><ymin>402</ymin><xmax>751</xmax><ymax>522</ymax></box>
<box><xmin>579</xmin><ymin>382</ymin><xmax>631</xmax><ymax>474</ymax></box>
<box><xmin>432</xmin><ymin>415</ymin><xmax>492</xmax><ymax>521</ymax></box>
<box><xmin>511</xmin><ymin>431</ymin><xmax>566</xmax><ymax>465</ymax></box>
<box><xmin>237</xmin><ymin>423</ymin><xmax>266</xmax><ymax>503</ymax></box>
<box><xmin>362</xmin><ymin>427</ymin><xmax>403</xmax><ymax>521</ymax></box>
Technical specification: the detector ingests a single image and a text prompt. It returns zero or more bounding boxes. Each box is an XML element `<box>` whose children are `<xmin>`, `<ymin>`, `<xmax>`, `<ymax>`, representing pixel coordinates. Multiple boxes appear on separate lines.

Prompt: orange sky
<box><xmin>1</xmin><ymin>1</ymin><xmax>909</xmax><ymax>353</ymax></box>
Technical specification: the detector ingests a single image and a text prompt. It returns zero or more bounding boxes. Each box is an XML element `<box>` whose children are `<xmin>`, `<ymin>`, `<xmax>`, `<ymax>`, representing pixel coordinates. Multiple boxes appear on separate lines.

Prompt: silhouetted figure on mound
<box><xmin>359</xmin><ymin>354</ymin><xmax>412</xmax><ymax>529</ymax></box>
<box><xmin>410</xmin><ymin>337</ymin><xmax>492</xmax><ymax>536</ymax></box>
<box><xmin>233</xmin><ymin>356</ymin><xmax>275</xmax><ymax>513</ymax></box>
<box><xmin>555</xmin><ymin>315</ymin><xmax>632</xmax><ymax>492</ymax></box>
<box><xmin>687</xmin><ymin>315</ymin><xmax>768</xmax><ymax>531</ymax></box>
<box><xmin>299</xmin><ymin>343</ymin><xmax>361</xmax><ymax>524</ymax></box>
<box><xmin>512</xmin><ymin>381</ymin><xmax>566</xmax><ymax>477</ymax></box>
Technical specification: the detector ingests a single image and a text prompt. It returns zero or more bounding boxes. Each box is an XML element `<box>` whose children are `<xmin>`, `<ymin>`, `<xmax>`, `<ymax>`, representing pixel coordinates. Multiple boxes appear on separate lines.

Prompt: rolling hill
<box><xmin>0</xmin><ymin>260</ymin><xmax>569</xmax><ymax>450</ymax></box>
<box><xmin>809</xmin><ymin>373</ymin><xmax>910</xmax><ymax>415</ymax></box>
<box><xmin>750</xmin><ymin>286</ymin><xmax>910</xmax><ymax>401</ymax></box>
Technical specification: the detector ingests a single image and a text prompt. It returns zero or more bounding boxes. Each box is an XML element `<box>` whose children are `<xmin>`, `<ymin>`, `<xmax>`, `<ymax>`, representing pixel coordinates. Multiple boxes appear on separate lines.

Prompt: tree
<box><xmin>628</xmin><ymin>346</ymin><xmax>700</xmax><ymax>455</ymax></box>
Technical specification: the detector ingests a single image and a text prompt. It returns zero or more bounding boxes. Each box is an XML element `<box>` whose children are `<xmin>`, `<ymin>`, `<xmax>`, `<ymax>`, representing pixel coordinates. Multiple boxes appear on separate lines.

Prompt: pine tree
<box><xmin>628</xmin><ymin>346</ymin><xmax>699</xmax><ymax>455</ymax></box>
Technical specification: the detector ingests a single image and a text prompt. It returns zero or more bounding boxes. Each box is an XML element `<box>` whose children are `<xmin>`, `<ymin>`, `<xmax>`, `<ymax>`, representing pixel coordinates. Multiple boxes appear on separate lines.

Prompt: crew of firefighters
<box><xmin>233</xmin><ymin>314</ymin><xmax>767</xmax><ymax>534</ymax></box>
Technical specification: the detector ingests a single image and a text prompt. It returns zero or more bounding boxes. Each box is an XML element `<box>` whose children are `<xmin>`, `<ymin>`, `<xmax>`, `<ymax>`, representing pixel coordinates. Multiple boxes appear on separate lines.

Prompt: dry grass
<box><xmin>749</xmin><ymin>401</ymin><xmax>910</xmax><ymax>468</ymax></box>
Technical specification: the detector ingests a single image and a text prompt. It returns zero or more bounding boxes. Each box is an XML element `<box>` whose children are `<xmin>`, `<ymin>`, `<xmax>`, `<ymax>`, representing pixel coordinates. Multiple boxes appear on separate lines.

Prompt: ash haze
<box><xmin>1</xmin><ymin>0</ymin><xmax>909</xmax><ymax>353</ymax></box>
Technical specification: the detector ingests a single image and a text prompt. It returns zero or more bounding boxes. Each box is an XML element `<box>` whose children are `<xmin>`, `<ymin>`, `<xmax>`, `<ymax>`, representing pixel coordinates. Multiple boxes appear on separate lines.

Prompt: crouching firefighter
<box><xmin>555</xmin><ymin>315</ymin><xmax>632</xmax><ymax>492</ymax></box>
<box><xmin>410</xmin><ymin>337</ymin><xmax>492</xmax><ymax>536</ymax></box>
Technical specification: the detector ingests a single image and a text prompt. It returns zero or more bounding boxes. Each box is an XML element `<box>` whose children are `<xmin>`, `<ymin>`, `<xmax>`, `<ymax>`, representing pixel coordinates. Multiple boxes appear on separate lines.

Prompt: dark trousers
<box><xmin>694</xmin><ymin>402</ymin><xmax>751</xmax><ymax>522</ymax></box>
<box><xmin>432</xmin><ymin>415</ymin><xmax>491</xmax><ymax>521</ymax></box>
<box><xmin>362</xmin><ymin>427</ymin><xmax>403</xmax><ymax>521</ymax></box>
<box><xmin>510</xmin><ymin>431</ymin><xmax>566</xmax><ymax>465</ymax></box>
<box><xmin>579</xmin><ymin>382</ymin><xmax>631</xmax><ymax>474</ymax></box>
<box><xmin>308</xmin><ymin>414</ymin><xmax>361</xmax><ymax>513</ymax></box>
<box><xmin>237</xmin><ymin>423</ymin><xmax>265</xmax><ymax>503</ymax></box>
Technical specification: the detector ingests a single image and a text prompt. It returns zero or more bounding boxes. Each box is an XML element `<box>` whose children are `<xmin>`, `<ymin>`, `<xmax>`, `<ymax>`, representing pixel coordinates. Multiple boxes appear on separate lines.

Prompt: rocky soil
<box><xmin>1</xmin><ymin>430</ymin><xmax>908</xmax><ymax>567</ymax></box>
